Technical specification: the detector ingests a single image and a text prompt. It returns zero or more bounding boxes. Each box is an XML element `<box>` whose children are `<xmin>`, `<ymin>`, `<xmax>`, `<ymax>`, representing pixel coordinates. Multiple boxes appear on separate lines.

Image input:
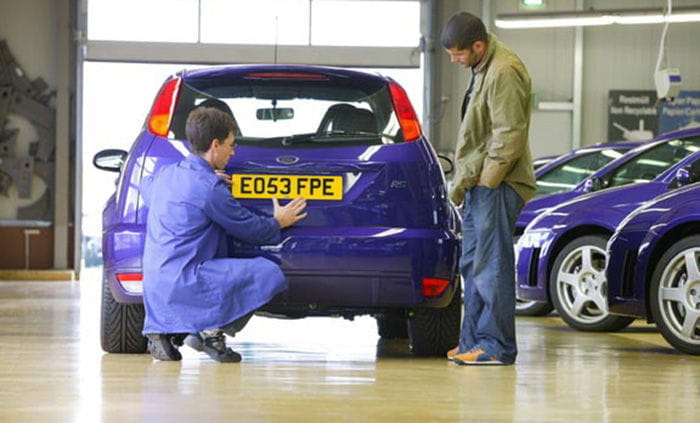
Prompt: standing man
<box><xmin>142</xmin><ymin>106</ymin><xmax>307</xmax><ymax>363</ymax></box>
<box><xmin>442</xmin><ymin>12</ymin><xmax>536</xmax><ymax>365</ymax></box>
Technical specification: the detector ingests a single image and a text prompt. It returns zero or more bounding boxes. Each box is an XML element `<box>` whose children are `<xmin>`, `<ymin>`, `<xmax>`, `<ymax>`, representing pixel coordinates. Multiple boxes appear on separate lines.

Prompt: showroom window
<box><xmin>87</xmin><ymin>0</ymin><xmax>420</xmax><ymax>47</ymax></box>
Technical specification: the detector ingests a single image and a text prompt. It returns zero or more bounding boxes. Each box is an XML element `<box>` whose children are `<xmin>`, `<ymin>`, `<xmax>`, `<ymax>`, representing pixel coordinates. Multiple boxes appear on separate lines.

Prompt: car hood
<box><xmin>529</xmin><ymin>182</ymin><xmax>668</xmax><ymax>233</ymax></box>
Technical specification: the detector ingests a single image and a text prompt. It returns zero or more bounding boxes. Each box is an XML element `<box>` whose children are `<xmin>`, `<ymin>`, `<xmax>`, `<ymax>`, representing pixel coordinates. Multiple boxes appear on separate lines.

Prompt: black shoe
<box><xmin>146</xmin><ymin>333</ymin><xmax>182</xmax><ymax>361</ymax></box>
<box><xmin>184</xmin><ymin>332</ymin><xmax>205</xmax><ymax>352</ymax></box>
<box><xmin>186</xmin><ymin>332</ymin><xmax>241</xmax><ymax>363</ymax></box>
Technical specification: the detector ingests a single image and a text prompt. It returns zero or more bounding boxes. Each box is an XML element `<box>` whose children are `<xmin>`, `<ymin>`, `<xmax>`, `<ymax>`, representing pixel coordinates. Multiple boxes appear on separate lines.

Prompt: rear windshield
<box><xmin>169</xmin><ymin>75</ymin><xmax>406</xmax><ymax>148</ymax></box>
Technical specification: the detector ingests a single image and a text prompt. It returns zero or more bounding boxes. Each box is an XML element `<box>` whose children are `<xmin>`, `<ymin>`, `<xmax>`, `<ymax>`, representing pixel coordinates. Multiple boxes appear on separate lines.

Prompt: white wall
<box><xmin>581</xmin><ymin>0</ymin><xmax>700</xmax><ymax>145</ymax></box>
<box><xmin>0</xmin><ymin>0</ymin><xmax>59</xmax><ymax>88</ymax></box>
<box><xmin>436</xmin><ymin>0</ymin><xmax>700</xmax><ymax>158</ymax></box>
<box><xmin>0</xmin><ymin>0</ymin><xmax>59</xmax><ymax>220</ymax></box>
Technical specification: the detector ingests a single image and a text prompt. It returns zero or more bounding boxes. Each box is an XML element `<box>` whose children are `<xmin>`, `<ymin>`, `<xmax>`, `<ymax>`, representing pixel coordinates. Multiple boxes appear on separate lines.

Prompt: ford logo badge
<box><xmin>276</xmin><ymin>155</ymin><xmax>299</xmax><ymax>165</ymax></box>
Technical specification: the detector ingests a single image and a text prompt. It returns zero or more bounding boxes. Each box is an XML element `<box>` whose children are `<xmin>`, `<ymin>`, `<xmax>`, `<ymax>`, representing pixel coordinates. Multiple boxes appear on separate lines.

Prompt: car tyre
<box><xmin>650</xmin><ymin>235</ymin><xmax>700</xmax><ymax>355</ymax></box>
<box><xmin>515</xmin><ymin>298</ymin><xmax>554</xmax><ymax>316</ymax></box>
<box><xmin>101</xmin><ymin>275</ymin><xmax>148</xmax><ymax>353</ymax></box>
<box><xmin>408</xmin><ymin>286</ymin><xmax>461</xmax><ymax>356</ymax></box>
<box><xmin>549</xmin><ymin>235</ymin><xmax>634</xmax><ymax>332</ymax></box>
<box><xmin>376</xmin><ymin>311</ymin><xmax>408</xmax><ymax>339</ymax></box>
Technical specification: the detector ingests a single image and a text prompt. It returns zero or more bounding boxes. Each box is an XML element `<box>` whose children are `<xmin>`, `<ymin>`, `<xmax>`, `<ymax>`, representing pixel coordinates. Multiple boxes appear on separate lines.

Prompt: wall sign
<box><xmin>607</xmin><ymin>90</ymin><xmax>658</xmax><ymax>142</ymax></box>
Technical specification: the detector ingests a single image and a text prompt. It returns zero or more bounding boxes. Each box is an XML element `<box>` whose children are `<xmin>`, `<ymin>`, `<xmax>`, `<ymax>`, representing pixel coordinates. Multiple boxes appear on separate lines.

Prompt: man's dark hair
<box><xmin>185</xmin><ymin>106</ymin><xmax>237</xmax><ymax>154</ymax></box>
<box><xmin>441</xmin><ymin>12</ymin><xmax>488</xmax><ymax>50</ymax></box>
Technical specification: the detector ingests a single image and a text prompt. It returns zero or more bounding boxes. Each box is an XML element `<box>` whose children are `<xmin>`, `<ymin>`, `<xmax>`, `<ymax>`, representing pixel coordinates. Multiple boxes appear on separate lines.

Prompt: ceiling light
<box><xmin>495</xmin><ymin>5</ymin><xmax>700</xmax><ymax>29</ymax></box>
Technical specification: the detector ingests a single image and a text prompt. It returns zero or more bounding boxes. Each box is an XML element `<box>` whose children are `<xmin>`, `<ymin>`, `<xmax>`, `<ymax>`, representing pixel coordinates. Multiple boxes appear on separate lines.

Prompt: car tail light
<box><xmin>244</xmin><ymin>72</ymin><xmax>328</xmax><ymax>80</ymax></box>
<box><xmin>147</xmin><ymin>77</ymin><xmax>182</xmax><ymax>137</ymax></box>
<box><xmin>116</xmin><ymin>272</ymin><xmax>143</xmax><ymax>294</ymax></box>
<box><xmin>422</xmin><ymin>277</ymin><xmax>450</xmax><ymax>298</ymax></box>
<box><xmin>388</xmin><ymin>81</ymin><xmax>422</xmax><ymax>142</ymax></box>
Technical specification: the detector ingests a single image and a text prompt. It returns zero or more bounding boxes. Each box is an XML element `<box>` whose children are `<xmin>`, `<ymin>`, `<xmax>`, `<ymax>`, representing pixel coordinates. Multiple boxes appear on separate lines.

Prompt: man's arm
<box><xmin>479</xmin><ymin>66</ymin><xmax>530</xmax><ymax>188</ymax></box>
<box><xmin>203</xmin><ymin>181</ymin><xmax>281</xmax><ymax>245</ymax></box>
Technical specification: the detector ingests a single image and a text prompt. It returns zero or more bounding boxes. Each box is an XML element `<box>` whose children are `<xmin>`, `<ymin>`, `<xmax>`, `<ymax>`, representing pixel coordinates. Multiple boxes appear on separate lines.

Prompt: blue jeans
<box><xmin>459</xmin><ymin>184</ymin><xmax>524</xmax><ymax>364</ymax></box>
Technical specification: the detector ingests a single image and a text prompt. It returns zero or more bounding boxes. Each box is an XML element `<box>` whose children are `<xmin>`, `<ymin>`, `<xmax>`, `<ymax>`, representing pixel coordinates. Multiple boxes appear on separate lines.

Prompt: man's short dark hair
<box><xmin>185</xmin><ymin>106</ymin><xmax>237</xmax><ymax>154</ymax></box>
<box><xmin>441</xmin><ymin>12</ymin><xmax>488</xmax><ymax>50</ymax></box>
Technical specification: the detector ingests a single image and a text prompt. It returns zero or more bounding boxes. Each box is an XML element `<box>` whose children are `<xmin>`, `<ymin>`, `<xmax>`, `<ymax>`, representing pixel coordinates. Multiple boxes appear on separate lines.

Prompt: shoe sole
<box><xmin>186</xmin><ymin>334</ymin><xmax>241</xmax><ymax>363</ymax></box>
<box><xmin>449</xmin><ymin>357</ymin><xmax>504</xmax><ymax>365</ymax></box>
<box><xmin>202</xmin><ymin>347</ymin><xmax>242</xmax><ymax>363</ymax></box>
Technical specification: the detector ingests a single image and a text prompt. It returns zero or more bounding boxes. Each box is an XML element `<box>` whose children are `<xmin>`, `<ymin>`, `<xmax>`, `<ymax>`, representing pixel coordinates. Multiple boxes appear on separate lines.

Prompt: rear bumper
<box><xmin>251</xmin><ymin>227</ymin><xmax>460</xmax><ymax>311</ymax></box>
<box><xmin>106</xmin><ymin>226</ymin><xmax>460</xmax><ymax>311</ymax></box>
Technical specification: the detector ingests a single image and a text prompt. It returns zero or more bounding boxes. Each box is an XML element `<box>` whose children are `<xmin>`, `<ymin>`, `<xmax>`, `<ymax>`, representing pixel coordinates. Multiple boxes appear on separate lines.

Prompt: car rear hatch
<box><xmin>164</xmin><ymin>66</ymin><xmax>456</xmax><ymax>289</ymax></box>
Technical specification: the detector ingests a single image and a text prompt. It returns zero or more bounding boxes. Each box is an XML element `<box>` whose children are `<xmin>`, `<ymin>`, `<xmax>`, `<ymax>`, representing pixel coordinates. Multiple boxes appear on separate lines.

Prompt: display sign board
<box><xmin>658</xmin><ymin>91</ymin><xmax>700</xmax><ymax>134</ymax></box>
<box><xmin>607</xmin><ymin>90</ymin><xmax>658</xmax><ymax>142</ymax></box>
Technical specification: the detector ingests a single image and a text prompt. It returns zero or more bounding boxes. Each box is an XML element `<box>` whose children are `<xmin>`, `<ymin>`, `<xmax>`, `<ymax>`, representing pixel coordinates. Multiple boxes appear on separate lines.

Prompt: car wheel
<box><xmin>515</xmin><ymin>298</ymin><xmax>554</xmax><ymax>316</ymax></box>
<box><xmin>408</xmin><ymin>286</ymin><xmax>461</xmax><ymax>356</ymax></box>
<box><xmin>101</xmin><ymin>275</ymin><xmax>148</xmax><ymax>353</ymax></box>
<box><xmin>650</xmin><ymin>235</ymin><xmax>700</xmax><ymax>355</ymax></box>
<box><xmin>376</xmin><ymin>311</ymin><xmax>408</xmax><ymax>339</ymax></box>
<box><xmin>549</xmin><ymin>235</ymin><xmax>634</xmax><ymax>332</ymax></box>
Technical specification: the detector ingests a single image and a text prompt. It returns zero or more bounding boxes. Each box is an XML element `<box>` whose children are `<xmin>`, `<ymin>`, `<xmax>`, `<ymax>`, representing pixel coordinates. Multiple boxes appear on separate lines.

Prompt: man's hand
<box><xmin>215</xmin><ymin>170</ymin><xmax>232</xmax><ymax>187</ymax></box>
<box><xmin>273</xmin><ymin>197</ymin><xmax>308</xmax><ymax>228</ymax></box>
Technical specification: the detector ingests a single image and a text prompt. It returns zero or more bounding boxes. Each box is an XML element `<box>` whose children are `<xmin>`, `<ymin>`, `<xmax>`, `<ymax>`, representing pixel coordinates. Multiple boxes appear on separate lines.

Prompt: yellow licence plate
<box><xmin>232</xmin><ymin>174</ymin><xmax>344</xmax><ymax>200</ymax></box>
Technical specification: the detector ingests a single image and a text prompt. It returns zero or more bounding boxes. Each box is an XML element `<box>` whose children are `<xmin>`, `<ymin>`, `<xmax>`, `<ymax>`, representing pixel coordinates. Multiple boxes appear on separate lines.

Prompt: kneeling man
<box><xmin>142</xmin><ymin>106</ymin><xmax>307</xmax><ymax>363</ymax></box>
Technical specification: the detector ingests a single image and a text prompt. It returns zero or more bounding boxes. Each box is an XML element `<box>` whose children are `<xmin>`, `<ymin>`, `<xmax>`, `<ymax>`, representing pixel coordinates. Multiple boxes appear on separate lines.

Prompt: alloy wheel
<box><xmin>555</xmin><ymin>244</ymin><xmax>609</xmax><ymax>325</ymax></box>
<box><xmin>656</xmin><ymin>247</ymin><xmax>700</xmax><ymax>347</ymax></box>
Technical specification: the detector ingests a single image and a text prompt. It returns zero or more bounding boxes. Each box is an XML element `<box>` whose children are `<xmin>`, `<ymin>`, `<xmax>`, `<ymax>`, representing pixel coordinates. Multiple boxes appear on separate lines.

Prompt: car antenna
<box><xmin>274</xmin><ymin>16</ymin><xmax>278</xmax><ymax>65</ymax></box>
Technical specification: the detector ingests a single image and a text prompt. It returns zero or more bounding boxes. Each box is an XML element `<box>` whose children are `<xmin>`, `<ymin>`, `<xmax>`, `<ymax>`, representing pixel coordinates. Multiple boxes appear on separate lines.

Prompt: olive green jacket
<box><xmin>450</xmin><ymin>34</ymin><xmax>537</xmax><ymax>205</ymax></box>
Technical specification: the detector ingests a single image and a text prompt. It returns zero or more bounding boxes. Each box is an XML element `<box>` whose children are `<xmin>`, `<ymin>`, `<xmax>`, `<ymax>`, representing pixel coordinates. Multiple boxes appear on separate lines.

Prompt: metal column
<box><xmin>54</xmin><ymin>0</ymin><xmax>71</xmax><ymax>269</ymax></box>
<box><xmin>572</xmin><ymin>0</ymin><xmax>584</xmax><ymax>149</ymax></box>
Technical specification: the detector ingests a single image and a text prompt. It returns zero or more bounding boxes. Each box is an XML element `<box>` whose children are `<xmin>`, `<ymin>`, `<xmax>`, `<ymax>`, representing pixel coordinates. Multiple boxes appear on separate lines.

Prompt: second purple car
<box><xmin>516</xmin><ymin>128</ymin><xmax>700</xmax><ymax>331</ymax></box>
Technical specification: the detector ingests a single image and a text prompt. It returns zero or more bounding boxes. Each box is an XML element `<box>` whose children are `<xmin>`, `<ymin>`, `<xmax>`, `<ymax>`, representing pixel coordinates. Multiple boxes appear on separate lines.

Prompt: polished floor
<box><xmin>0</xmin><ymin>269</ymin><xmax>698</xmax><ymax>422</ymax></box>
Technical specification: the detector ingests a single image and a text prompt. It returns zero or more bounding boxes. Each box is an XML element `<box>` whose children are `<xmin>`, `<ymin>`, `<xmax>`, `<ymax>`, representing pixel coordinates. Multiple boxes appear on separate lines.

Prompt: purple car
<box><xmin>606</xmin><ymin>178</ymin><xmax>700</xmax><ymax>355</ymax></box>
<box><xmin>516</xmin><ymin>128</ymin><xmax>700</xmax><ymax>331</ymax></box>
<box><xmin>517</xmin><ymin>141</ymin><xmax>645</xmax><ymax>237</ymax></box>
<box><xmin>93</xmin><ymin>65</ymin><xmax>461</xmax><ymax>356</ymax></box>
<box><xmin>532</xmin><ymin>154</ymin><xmax>559</xmax><ymax>170</ymax></box>
<box><xmin>515</xmin><ymin>141</ymin><xmax>639</xmax><ymax>316</ymax></box>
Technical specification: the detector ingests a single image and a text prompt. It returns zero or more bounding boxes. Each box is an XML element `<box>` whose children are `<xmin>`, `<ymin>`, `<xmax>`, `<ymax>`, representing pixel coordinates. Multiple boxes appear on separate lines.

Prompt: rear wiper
<box><xmin>279</xmin><ymin>133</ymin><xmax>317</xmax><ymax>146</ymax></box>
<box><xmin>316</xmin><ymin>130</ymin><xmax>378</xmax><ymax>138</ymax></box>
<box><xmin>313</xmin><ymin>131</ymin><xmax>380</xmax><ymax>143</ymax></box>
<box><xmin>278</xmin><ymin>131</ymin><xmax>379</xmax><ymax>146</ymax></box>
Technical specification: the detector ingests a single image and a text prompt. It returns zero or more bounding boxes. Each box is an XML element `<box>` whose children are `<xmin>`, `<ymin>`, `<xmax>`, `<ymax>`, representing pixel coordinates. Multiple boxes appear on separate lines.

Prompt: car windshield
<box><xmin>604</xmin><ymin>137</ymin><xmax>700</xmax><ymax>188</ymax></box>
<box><xmin>534</xmin><ymin>148</ymin><xmax>627</xmax><ymax>197</ymax></box>
<box><xmin>169</xmin><ymin>74</ymin><xmax>405</xmax><ymax>148</ymax></box>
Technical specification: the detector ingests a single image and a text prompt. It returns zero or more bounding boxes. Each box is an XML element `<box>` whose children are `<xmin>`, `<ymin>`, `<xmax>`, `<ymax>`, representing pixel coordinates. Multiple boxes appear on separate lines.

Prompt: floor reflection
<box><xmin>0</xmin><ymin>269</ymin><xmax>698</xmax><ymax>422</ymax></box>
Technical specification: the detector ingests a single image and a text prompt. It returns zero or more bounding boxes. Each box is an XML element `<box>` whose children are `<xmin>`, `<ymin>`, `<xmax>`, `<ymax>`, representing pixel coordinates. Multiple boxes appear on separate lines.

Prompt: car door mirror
<box><xmin>583</xmin><ymin>176</ymin><xmax>602</xmax><ymax>193</ymax></box>
<box><xmin>675</xmin><ymin>166</ymin><xmax>691</xmax><ymax>187</ymax></box>
<box><xmin>438</xmin><ymin>154</ymin><xmax>454</xmax><ymax>175</ymax></box>
<box><xmin>93</xmin><ymin>149</ymin><xmax>128</xmax><ymax>172</ymax></box>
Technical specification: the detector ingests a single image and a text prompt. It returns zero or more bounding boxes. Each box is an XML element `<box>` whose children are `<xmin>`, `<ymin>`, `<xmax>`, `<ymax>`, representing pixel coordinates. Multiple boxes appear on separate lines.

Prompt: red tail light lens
<box><xmin>147</xmin><ymin>77</ymin><xmax>182</xmax><ymax>137</ymax></box>
<box><xmin>116</xmin><ymin>272</ymin><xmax>143</xmax><ymax>294</ymax></box>
<box><xmin>422</xmin><ymin>277</ymin><xmax>450</xmax><ymax>298</ymax></box>
<box><xmin>388</xmin><ymin>81</ymin><xmax>422</xmax><ymax>142</ymax></box>
<box><xmin>116</xmin><ymin>273</ymin><xmax>143</xmax><ymax>282</ymax></box>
